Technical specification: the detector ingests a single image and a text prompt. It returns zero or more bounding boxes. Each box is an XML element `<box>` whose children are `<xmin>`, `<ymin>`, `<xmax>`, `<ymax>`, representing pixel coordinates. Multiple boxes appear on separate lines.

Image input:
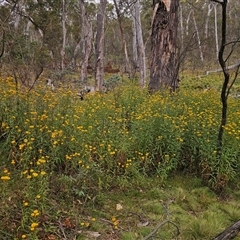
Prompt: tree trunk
<box><xmin>61</xmin><ymin>0</ymin><xmax>68</xmax><ymax>71</ymax></box>
<box><xmin>205</xmin><ymin>3</ymin><xmax>213</xmax><ymax>39</ymax></box>
<box><xmin>79</xmin><ymin>0</ymin><xmax>93</xmax><ymax>83</ymax></box>
<box><xmin>213</xmin><ymin>2</ymin><xmax>219</xmax><ymax>60</ymax></box>
<box><xmin>212</xmin><ymin>219</ymin><xmax>240</xmax><ymax>240</ymax></box>
<box><xmin>149</xmin><ymin>0</ymin><xmax>179</xmax><ymax>91</ymax></box>
<box><xmin>179</xmin><ymin>3</ymin><xmax>184</xmax><ymax>45</ymax></box>
<box><xmin>113</xmin><ymin>0</ymin><xmax>130</xmax><ymax>75</ymax></box>
<box><xmin>132</xmin><ymin>0</ymin><xmax>146</xmax><ymax>87</ymax></box>
<box><xmin>132</xmin><ymin>11</ymin><xmax>138</xmax><ymax>71</ymax></box>
<box><xmin>95</xmin><ymin>0</ymin><xmax>107</xmax><ymax>91</ymax></box>
<box><xmin>81</xmin><ymin>21</ymin><xmax>92</xmax><ymax>83</ymax></box>
<box><xmin>192</xmin><ymin>10</ymin><xmax>204</xmax><ymax>62</ymax></box>
<box><xmin>211</xmin><ymin>0</ymin><xmax>229</xmax><ymax>157</ymax></box>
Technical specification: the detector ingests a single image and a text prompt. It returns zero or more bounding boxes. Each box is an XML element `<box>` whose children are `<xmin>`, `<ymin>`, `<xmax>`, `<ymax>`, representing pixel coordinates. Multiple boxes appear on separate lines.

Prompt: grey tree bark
<box><xmin>132</xmin><ymin>0</ymin><xmax>146</xmax><ymax>87</ymax></box>
<box><xmin>192</xmin><ymin>9</ymin><xmax>204</xmax><ymax>62</ymax></box>
<box><xmin>79</xmin><ymin>0</ymin><xmax>93</xmax><ymax>83</ymax></box>
<box><xmin>204</xmin><ymin>3</ymin><xmax>214</xmax><ymax>39</ymax></box>
<box><xmin>60</xmin><ymin>0</ymin><xmax>69</xmax><ymax>71</ymax></box>
<box><xmin>213</xmin><ymin>2</ymin><xmax>219</xmax><ymax>60</ymax></box>
<box><xmin>113</xmin><ymin>0</ymin><xmax>130</xmax><ymax>75</ymax></box>
<box><xmin>149</xmin><ymin>0</ymin><xmax>179</xmax><ymax>91</ymax></box>
<box><xmin>212</xmin><ymin>219</ymin><xmax>240</xmax><ymax>240</ymax></box>
<box><xmin>179</xmin><ymin>3</ymin><xmax>184</xmax><ymax>45</ymax></box>
<box><xmin>132</xmin><ymin>11</ymin><xmax>138</xmax><ymax>71</ymax></box>
<box><xmin>95</xmin><ymin>0</ymin><xmax>107</xmax><ymax>91</ymax></box>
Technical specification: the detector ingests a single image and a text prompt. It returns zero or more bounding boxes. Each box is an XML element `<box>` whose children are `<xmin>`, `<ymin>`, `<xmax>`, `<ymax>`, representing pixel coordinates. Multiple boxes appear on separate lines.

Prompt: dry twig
<box><xmin>142</xmin><ymin>202</ymin><xmax>180</xmax><ymax>240</ymax></box>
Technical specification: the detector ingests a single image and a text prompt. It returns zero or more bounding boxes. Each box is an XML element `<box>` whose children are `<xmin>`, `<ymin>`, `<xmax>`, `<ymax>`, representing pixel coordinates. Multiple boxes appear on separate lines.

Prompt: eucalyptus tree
<box><xmin>71</xmin><ymin>1</ymin><xmax>96</xmax><ymax>71</ymax></box>
<box><xmin>95</xmin><ymin>0</ymin><xmax>107</xmax><ymax>91</ymax></box>
<box><xmin>60</xmin><ymin>0</ymin><xmax>72</xmax><ymax>70</ymax></box>
<box><xmin>113</xmin><ymin>0</ymin><xmax>131</xmax><ymax>74</ymax></box>
<box><xmin>149</xmin><ymin>0</ymin><xmax>179</xmax><ymax>91</ymax></box>
<box><xmin>131</xmin><ymin>0</ymin><xmax>146</xmax><ymax>86</ymax></box>
<box><xmin>78</xmin><ymin>0</ymin><xmax>93</xmax><ymax>82</ymax></box>
<box><xmin>18</xmin><ymin>0</ymin><xmax>63</xmax><ymax>69</ymax></box>
<box><xmin>0</xmin><ymin>1</ymin><xmax>19</xmax><ymax>60</ymax></box>
<box><xmin>0</xmin><ymin>0</ymin><xmax>52</xmax><ymax>87</ymax></box>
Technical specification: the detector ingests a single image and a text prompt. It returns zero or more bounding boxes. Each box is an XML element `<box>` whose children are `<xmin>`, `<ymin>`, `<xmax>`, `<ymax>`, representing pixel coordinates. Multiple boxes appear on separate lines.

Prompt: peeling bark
<box><xmin>149</xmin><ymin>0</ymin><xmax>179</xmax><ymax>91</ymax></box>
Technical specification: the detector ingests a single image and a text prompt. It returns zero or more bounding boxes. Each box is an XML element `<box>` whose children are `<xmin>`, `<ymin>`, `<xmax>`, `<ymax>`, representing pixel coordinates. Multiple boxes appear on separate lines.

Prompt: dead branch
<box><xmin>206</xmin><ymin>59</ymin><xmax>240</xmax><ymax>75</ymax></box>
<box><xmin>142</xmin><ymin>203</ymin><xmax>180</xmax><ymax>240</ymax></box>
<box><xmin>212</xmin><ymin>219</ymin><xmax>240</xmax><ymax>240</ymax></box>
<box><xmin>57</xmin><ymin>220</ymin><xmax>68</xmax><ymax>240</ymax></box>
<box><xmin>0</xmin><ymin>31</ymin><xmax>5</xmax><ymax>58</ymax></box>
<box><xmin>142</xmin><ymin>219</ymin><xmax>180</xmax><ymax>240</ymax></box>
<box><xmin>27</xmin><ymin>65</ymin><xmax>43</xmax><ymax>93</ymax></box>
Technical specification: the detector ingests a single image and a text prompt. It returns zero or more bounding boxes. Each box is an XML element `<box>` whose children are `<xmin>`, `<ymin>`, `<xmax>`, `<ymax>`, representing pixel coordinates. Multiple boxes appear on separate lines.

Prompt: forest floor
<box><xmin>67</xmin><ymin>175</ymin><xmax>240</xmax><ymax>240</ymax></box>
<box><xmin>1</xmin><ymin>73</ymin><xmax>240</xmax><ymax>239</ymax></box>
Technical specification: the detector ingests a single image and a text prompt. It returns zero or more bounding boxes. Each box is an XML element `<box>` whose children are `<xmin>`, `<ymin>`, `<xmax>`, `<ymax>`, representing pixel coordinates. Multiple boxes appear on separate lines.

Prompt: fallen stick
<box><xmin>206</xmin><ymin>59</ymin><xmax>240</xmax><ymax>75</ymax></box>
<box><xmin>212</xmin><ymin>219</ymin><xmax>240</xmax><ymax>240</ymax></box>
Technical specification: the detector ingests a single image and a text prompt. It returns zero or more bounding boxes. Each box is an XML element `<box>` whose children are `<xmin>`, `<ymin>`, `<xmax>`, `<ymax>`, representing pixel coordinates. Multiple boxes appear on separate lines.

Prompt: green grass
<box><xmin>0</xmin><ymin>74</ymin><xmax>240</xmax><ymax>239</ymax></box>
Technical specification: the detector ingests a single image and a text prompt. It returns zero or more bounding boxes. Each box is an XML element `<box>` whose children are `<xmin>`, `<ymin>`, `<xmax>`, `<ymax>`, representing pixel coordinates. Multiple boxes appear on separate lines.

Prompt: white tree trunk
<box><xmin>213</xmin><ymin>3</ymin><xmax>219</xmax><ymax>60</ymax></box>
<box><xmin>192</xmin><ymin>10</ymin><xmax>204</xmax><ymax>62</ymax></box>
<box><xmin>61</xmin><ymin>0</ymin><xmax>68</xmax><ymax>70</ymax></box>
<box><xmin>113</xmin><ymin>0</ymin><xmax>130</xmax><ymax>74</ymax></box>
<box><xmin>81</xmin><ymin>22</ymin><xmax>92</xmax><ymax>82</ymax></box>
<box><xmin>95</xmin><ymin>0</ymin><xmax>107</xmax><ymax>91</ymax></box>
<box><xmin>132</xmin><ymin>12</ymin><xmax>138</xmax><ymax>70</ymax></box>
<box><xmin>205</xmin><ymin>3</ymin><xmax>213</xmax><ymax>39</ymax></box>
<box><xmin>179</xmin><ymin>3</ymin><xmax>184</xmax><ymax>45</ymax></box>
<box><xmin>132</xmin><ymin>0</ymin><xmax>146</xmax><ymax>87</ymax></box>
<box><xmin>186</xmin><ymin>10</ymin><xmax>192</xmax><ymax>36</ymax></box>
<box><xmin>79</xmin><ymin>0</ymin><xmax>93</xmax><ymax>82</ymax></box>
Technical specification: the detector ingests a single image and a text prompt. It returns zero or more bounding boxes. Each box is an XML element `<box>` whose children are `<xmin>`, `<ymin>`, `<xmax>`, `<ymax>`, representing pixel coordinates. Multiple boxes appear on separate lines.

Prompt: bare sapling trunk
<box><xmin>210</xmin><ymin>0</ymin><xmax>240</xmax><ymax>192</ymax></box>
<box><xmin>213</xmin><ymin>0</ymin><xmax>229</xmax><ymax>157</ymax></box>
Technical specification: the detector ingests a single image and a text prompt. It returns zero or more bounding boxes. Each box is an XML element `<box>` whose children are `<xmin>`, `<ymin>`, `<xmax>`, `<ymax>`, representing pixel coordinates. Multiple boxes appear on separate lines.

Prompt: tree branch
<box><xmin>142</xmin><ymin>203</ymin><xmax>180</xmax><ymax>240</ymax></box>
<box><xmin>212</xmin><ymin>219</ymin><xmax>240</xmax><ymax>240</ymax></box>
<box><xmin>206</xmin><ymin>59</ymin><xmax>240</xmax><ymax>75</ymax></box>
<box><xmin>211</xmin><ymin>0</ymin><xmax>223</xmax><ymax>4</ymax></box>
<box><xmin>0</xmin><ymin>31</ymin><xmax>5</xmax><ymax>58</ymax></box>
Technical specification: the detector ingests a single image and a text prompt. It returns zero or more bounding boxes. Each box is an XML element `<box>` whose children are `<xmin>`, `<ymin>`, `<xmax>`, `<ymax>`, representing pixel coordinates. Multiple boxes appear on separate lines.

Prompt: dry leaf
<box><xmin>62</xmin><ymin>217</ymin><xmax>75</xmax><ymax>228</ymax></box>
<box><xmin>137</xmin><ymin>221</ymin><xmax>149</xmax><ymax>227</ymax></box>
<box><xmin>47</xmin><ymin>234</ymin><xmax>58</xmax><ymax>240</ymax></box>
<box><xmin>116</xmin><ymin>203</ymin><xmax>123</xmax><ymax>211</ymax></box>
<box><xmin>85</xmin><ymin>231</ymin><xmax>101</xmax><ymax>238</ymax></box>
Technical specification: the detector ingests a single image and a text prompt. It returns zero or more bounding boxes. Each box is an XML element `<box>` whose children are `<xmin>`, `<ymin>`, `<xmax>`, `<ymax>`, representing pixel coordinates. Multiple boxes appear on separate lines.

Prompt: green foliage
<box><xmin>0</xmin><ymin>75</ymin><xmax>239</xmax><ymax>238</ymax></box>
<box><xmin>103</xmin><ymin>74</ymin><xmax>122</xmax><ymax>91</ymax></box>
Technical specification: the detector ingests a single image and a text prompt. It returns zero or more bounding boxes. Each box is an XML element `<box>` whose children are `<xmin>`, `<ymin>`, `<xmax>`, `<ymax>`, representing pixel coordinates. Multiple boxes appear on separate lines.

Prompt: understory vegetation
<box><xmin>0</xmin><ymin>74</ymin><xmax>240</xmax><ymax>239</ymax></box>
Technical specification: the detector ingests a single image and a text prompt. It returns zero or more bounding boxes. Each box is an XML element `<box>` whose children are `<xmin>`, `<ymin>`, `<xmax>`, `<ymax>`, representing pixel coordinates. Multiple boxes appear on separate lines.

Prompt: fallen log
<box><xmin>206</xmin><ymin>59</ymin><xmax>240</xmax><ymax>75</ymax></box>
<box><xmin>212</xmin><ymin>219</ymin><xmax>240</xmax><ymax>240</ymax></box>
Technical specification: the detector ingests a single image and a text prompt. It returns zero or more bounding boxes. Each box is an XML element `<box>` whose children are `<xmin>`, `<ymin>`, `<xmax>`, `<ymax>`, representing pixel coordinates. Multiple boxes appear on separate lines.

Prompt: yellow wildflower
<box><xmin>1</xmin><ymin>176</ymin><xmax>10</xmax><ymax>180</ymax></box>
